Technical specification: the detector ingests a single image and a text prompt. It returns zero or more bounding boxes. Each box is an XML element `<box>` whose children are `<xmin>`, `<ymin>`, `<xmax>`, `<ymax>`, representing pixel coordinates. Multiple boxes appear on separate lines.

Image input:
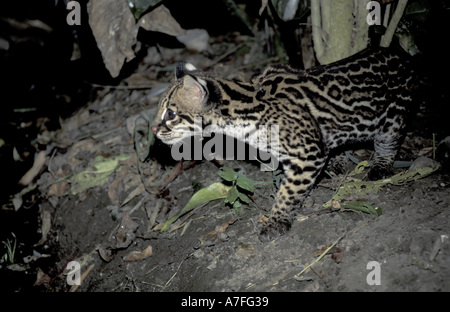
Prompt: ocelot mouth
<box><xmin>157</xmin><ymin>131</ymin><xmax>185</xmax><ymax>145</ymax></box>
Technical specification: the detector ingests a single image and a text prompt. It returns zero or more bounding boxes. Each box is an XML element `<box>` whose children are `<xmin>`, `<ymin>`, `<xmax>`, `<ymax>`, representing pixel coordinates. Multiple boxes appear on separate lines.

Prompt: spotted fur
<box><xmin>151</xmin><ymin>48</ymin><xmax>416</xmax><ymax>242</ymax></box>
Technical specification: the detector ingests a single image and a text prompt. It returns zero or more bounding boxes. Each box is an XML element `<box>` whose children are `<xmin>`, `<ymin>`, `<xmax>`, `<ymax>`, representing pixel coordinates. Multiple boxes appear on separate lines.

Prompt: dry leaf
<box><xmin>47</xmin><ymin>167</ymin><xmax>70</xmax><ymax>197</ymax></box>
<box><xmin>108</xmin><ymin>154</ymin><xmax>139</xmax><ymax>205</ymax></box>
<box><xmin>48</xmin><ymin>180</ymin><xmax>69</xmax><ymax>197</ymax></box>
<box><xmin>331</xmin><ymin>248</ymin><xmax>344</xmax><ymax>263</ymax></box>
<box><xmin>18</xmin><ymin>150</ymin><xmax>46</xmax><ymax>186</ymax></box>
<box><xmin>236</xmin><ymin>242</ymin><xmax>255</xmax><ymax>258</ymax></box>
<box><xmin>35</xmin><ymin>208</ymin><xmax>51</xmax><ymax>246</ymax></box>
<box><xmin>34</xmin><ymin>268</ymin><xmax>52</xmax><ymax>286</ymax></box>
<box><xmin>87</xmin><ymin>2</ymin><xmax>184</xmax><ymax>78</ymax></box>
<box><xmin>123</xmin><ymin>245</ymin><xmax>153</xmax><ymax>262</ymax></box>
<box><xmin>108</xmin><ymin>164</ymin><xmax>128</xmax><ymax>205</ymax></box>
<box><xmin>98</xmin><ymin>246</ymin><xmax>114</xmax><ymax>262</ymax></box>
<box><xmin>115</xmin><ymin>211</ymin><xmax>139</xmax><ymax>248</ymax></box>
<box><xmin>200</xmin><ymin>218</ymin><xmax>237</xmax><ymax>245</ymax></box>
<box><xmin>145</xmin><ymin>198</ymin><xmax>164</xmax><ymax>230</ymax></box>
<box><xmin>87</xmin><ymin>0</ymin><xmax>136</xmax><ymax>78</ymax></box>
<box><xmin>312</xmin><ymin>245</ymin><xmax>343</xmax><ymax>263</ymax></box>
<box><xmin>137</xmin><ymin>5</ymin><xmax>186</xmax><ymax>37</ymax></box>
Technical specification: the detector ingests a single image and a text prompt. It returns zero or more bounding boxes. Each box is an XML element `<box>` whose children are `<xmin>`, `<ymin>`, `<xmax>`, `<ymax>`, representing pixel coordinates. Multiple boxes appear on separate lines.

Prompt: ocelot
<box><xmin>151</xmin><ymin>47</ymin><xmax>416</xmax><ymax>242</ymax></box>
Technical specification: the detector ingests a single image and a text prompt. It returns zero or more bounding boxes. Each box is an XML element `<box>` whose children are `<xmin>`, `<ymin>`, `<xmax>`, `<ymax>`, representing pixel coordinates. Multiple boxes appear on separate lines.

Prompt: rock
<box><xmin>408</xmin><ymin>156</ymin><xmax>440</xmax><ymax>172</ymax></box>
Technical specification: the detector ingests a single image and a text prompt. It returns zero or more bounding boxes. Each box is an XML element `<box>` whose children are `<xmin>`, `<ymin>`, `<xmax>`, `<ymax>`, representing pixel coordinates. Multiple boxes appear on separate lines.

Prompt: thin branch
<box><xmin>311</xmin><ymin>0</ymin><xmax>325</xmax><ymax>62</ymax></box>
<box><xmin>380</xmin><ymin>0</ymin><xmax>409</xmax><ymax>47</ymax></box>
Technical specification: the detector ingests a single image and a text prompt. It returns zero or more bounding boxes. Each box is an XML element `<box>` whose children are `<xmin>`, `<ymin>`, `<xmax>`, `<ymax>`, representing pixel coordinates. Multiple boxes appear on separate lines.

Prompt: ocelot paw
<box><xmin>367</xmin><ymin>164</ymin><xmax>393</xmax><ymax>181</ymax></box>
<box><xmin>259</xmin><ymin>218</ymin><xmax>292</xmax><ymax>242</ymax></box>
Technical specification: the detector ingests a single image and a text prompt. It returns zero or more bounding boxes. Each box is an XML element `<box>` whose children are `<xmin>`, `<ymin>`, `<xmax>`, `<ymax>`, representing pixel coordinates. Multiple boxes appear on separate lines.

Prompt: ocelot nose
<box><xmin>151</xmin><ymin>126</ymin><xmax>158</xmax><ymax>134</ymax></box>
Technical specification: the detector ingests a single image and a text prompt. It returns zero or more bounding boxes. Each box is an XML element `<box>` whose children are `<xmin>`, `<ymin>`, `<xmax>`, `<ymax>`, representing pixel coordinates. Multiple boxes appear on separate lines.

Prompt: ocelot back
<box><xmin>151</xmin><ymin>47</ymin><xmax>416</xmax><ymax>242</ymax></box>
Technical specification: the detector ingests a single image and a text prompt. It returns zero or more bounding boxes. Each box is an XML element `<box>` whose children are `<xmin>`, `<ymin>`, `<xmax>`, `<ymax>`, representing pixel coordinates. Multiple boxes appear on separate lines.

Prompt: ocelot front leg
<box><xmin>367</xmin><ymin>134</ymin><xmax>400</xmax><ymax>180</ymax></box>
<box><xmin>367</xmin><ymin>103</ymin><xmax>407</xmax><ymax>180</ymax></box>
<box><xmin>259</xmin><ymin>154</ymin><xmax>326</xmax><ymax>242</ymax></box>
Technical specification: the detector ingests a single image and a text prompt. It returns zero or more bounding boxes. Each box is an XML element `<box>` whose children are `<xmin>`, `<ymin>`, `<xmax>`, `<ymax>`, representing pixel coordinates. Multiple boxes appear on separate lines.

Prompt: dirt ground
<box><xmin>48</xmin><ymin>160</ymin><xmax>450</xmax><ymax>292</ymax></box>
<box><xmin>51</xmin><ymin>162</ymin><xmax>450</xmax><ymax>292</ymax></box>
<box><xmin>1</xmin><ymin>34</ymin><xmax>449</xmax><ymax>294</ymax></box>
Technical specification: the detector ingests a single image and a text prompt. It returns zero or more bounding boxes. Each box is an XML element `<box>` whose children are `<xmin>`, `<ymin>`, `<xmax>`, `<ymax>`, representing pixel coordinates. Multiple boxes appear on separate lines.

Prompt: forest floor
<box><xmin>2</xmin><ymin>39</ymin><xmax>449</xmax><ymax>293</ymax></box>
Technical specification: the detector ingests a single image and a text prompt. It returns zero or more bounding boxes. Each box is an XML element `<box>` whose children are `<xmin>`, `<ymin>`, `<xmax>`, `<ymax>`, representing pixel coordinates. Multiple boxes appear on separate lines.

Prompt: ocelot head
<box><xmin>151</xmin><ymin>62</ymin><xmax>213</xmax><ymax>145</ymax></box>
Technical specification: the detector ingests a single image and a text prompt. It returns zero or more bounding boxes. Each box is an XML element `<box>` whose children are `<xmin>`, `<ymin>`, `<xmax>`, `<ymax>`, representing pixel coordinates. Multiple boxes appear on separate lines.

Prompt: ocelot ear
<box><xmin>175</xmin><ymin>61</ymin><xmax>198</xmax><ymax>80</ymax></box>
<box><xmin>182</xmin><ymin>75</ymin><xmax>208</xmax><ymax>111</ymax></box>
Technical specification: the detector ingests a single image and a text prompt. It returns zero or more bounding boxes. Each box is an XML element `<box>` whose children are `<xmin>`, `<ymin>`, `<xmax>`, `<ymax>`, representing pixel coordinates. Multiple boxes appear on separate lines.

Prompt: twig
<box><xmin>48</xmin><ymin>148</ymin><xmax>58</xmax><ymax>178</ymax></box>
<box><xmin>46</xmin><ymin>249</ymin><xmax>79</xmax><ymax>292</ymax></box>
<box><xmin>311</xmin><ymin>0</ymin><xmax>324</xmax><ymax>62</ymax></box>
<box><xmin>380</xmin><ymin>0</ymin><xmax>409</xmax><ymax>47</ymax></box>
<box><xmin>69</xmin><ymin>264</ymin><xmax>95</xmax><ymax>292</ymax></box>
<box><xmin>293</xmin><ymin>220</ymin><xmax>370</xmax><ymax>280</ymax></box>
<box><xmin>294</xmin><ymin>234</ymin><xmax>344</xmax><ymax>279</ymax></box>
<box><xmin>160</xmin><ymin>253</ymin><xmax>193</xmax><ymax>291</ymax></box>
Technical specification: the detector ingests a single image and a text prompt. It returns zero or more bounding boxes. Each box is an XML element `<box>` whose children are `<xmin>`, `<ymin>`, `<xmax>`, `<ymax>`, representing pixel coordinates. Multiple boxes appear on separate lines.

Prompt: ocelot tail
<box><xmin>151</xmin><ymin>47</ymin><xmax>416</xmax><ymax>242</ymax></box>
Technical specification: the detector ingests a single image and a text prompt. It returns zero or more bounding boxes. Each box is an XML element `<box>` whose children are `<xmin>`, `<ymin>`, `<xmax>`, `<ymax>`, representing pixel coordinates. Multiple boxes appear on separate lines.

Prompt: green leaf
<box><xmin>236</xmin><ymin>176</ymin><xmax>255</xmax><ymax>192</ymax></box>
<box><xmin>218</xmin><ymin>167</ymin><xmax>238</xmax><ymax>182</ymax></box>
<box><xmin>354</xmin><ymin>161</ymin><xmax>370</xmax><ymax>174</ymax></box>
<box><xmin>342</xmin><ymin>201</ymin><xmax>382</xmax><ymax>217</ymax></box>
<box><xmin>71</xmin><ymin>154</ymin><xmax>133</xmax><ymax>195</ymax></box>
<box><xmin>161</xmin><ymin>182</ymin><xmax>231</xmax><ymax>232</ymax></box>
<box><xmin>238</xmin><ymin>192</ymin><xmax>251</xmax><ymax>204</ymax></box>
<box><xmin>233</xmin><ymin>200</ymin><xmax>242</xmax><ymax>211</ymax></box>
<box><xmin>226</xmin><ymin>186</ymin><xmax>239</xmax><ymax>205</ymax></box>
<box><xmin>323</xmin><ymin>161</ymin><xmax>439</xmax><ymax>208</ymax></box>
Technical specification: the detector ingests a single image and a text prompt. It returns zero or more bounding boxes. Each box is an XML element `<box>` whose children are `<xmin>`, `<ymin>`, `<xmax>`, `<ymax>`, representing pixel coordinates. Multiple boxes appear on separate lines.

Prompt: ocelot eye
<box><xmin>165</xmin><ymin>109</ymin><xmax>177</xmax><ymax>121</ymax></box>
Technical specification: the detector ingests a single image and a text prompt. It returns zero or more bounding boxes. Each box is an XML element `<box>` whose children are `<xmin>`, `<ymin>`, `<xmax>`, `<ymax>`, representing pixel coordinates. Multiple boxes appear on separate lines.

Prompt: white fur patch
<box><xmin>197</xmin><ymin>77</ymin><xmax>207</xmax><ymax>88</ymax></box>
<box><xmin>185</xmin><ymin>63</ymin><xmax>197</xmax><ymax>71</ymax></box>
<box><xmin>161</xmin><ymin>108</ymin><xmax>167</xmax><ymax>121</ymax></box>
